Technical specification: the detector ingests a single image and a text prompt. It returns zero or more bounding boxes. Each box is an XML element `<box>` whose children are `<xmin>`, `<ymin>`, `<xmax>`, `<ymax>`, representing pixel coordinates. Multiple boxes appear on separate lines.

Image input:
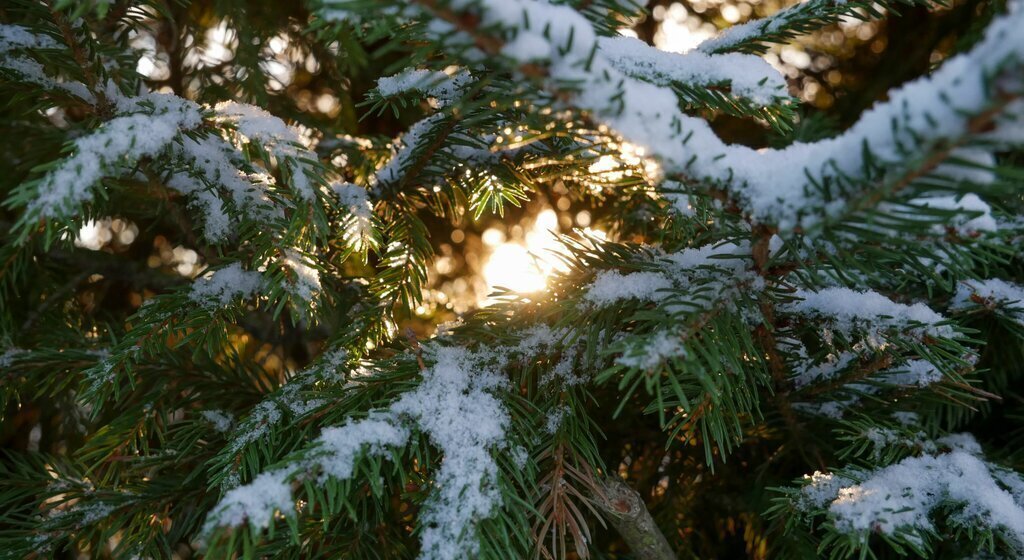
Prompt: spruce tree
<box><xmin>2</xmin><ymin>0</ymin><xmax>1024</xmax><ymax>558</ymax></box>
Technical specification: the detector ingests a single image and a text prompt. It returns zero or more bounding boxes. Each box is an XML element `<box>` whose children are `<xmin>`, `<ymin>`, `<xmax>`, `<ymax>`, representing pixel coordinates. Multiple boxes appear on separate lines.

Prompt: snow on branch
<box><xmin>795</xmin><ymin>436</ymin><xmax>1024</xmax><ymax>553</ymax></box>
<box><xmin>418</xmin><ymin>0</ymin><xmax>1024</xmax><ymax>233</ymax></box>
<box><xmin>189</xmin><ymin>263</ymin><xmax>267</xmax><ymax>307</ymax></box>
<box><xmin>1</xmin><ymin>25</ymin><xmax>95</xmax><ymax>102</ymax></box>
<box><xmin>783</xmin><ymin>287</ymin><xmax>954</xmax><ymax>339</ymax></box>
<box><xmin>582</xmin><ymin>242</ymin><xmax>760</xmax><ymax>314</ymax></box>
<box><xmin>693</xmin><ymin>0</ymin><xmax>930</xmax><ymax>55</ymax></box>
<box><xmin>375</xmin><ymin>68</ymin><xmax>472</xmax><ymax>107</ymax></box>
<box><xmin>205</xmin><ymin>345</ymin><xmax>511</xmax><ymax>560</ymax></box>
<box><xmin>0</xmin><ymin>24</ymin><xmax>58</xmax><ymax>52</ymax></box>
<box><xmin>374</xmin><ymin>112</ymin><xmax>449</xmax><ymax>189</ymax></box>
<box><xmin>598</xmin><ymin>36</ymin><xmax>787</xmax><ymax>106</ymax></box>
<box><xmin>213</xmin><ymin>102</ymin><xmax>318</xmax><ymax>201</ymax></box>
<box><xmin>952</xmin><ymin>278</ymin><xmax>1024</xmax><ymax>326</ymax></box>
<box><xmin>27</xmin><ymin>94</ymin><xmax>202</xmax><ymax>218</ymax></box>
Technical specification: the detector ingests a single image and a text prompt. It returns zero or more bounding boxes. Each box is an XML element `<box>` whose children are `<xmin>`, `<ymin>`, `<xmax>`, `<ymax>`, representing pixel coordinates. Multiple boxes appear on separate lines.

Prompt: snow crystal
<box><xmin>583</xmin><ymin>270</ymin><xmax>672</xmax><ymax>305</ymax></box>
<box><xmin>189</xmin><ymin>263</ymin><xmax>265</xmax><ymax>307</ymax></box>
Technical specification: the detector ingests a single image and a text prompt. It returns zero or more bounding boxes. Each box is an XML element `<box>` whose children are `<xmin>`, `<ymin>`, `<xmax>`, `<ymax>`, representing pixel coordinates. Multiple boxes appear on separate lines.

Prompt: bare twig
<box><xmin>593</xmin><ymin>477</ymin><xmax>677</xmax><ymax>560</ymax></box>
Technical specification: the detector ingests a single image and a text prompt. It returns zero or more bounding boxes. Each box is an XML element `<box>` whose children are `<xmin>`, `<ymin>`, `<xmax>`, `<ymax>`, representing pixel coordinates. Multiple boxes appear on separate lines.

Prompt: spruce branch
<box><xmin>593</xmin><ymin>477</ymin><xmax>677</xmax><ymax>560</ymax></box>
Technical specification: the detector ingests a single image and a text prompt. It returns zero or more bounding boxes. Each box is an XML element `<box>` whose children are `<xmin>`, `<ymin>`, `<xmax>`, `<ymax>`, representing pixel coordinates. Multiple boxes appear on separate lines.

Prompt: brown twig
<box><xmin>593</xmin><ymin>476</ymin><xmax>677</xmax><ymax>560</ymax></box>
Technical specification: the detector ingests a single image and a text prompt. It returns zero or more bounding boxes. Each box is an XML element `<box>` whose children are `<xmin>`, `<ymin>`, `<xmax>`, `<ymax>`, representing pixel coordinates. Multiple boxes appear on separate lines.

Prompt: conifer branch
<box><xmin>594</xmin><ymin>477</ymin><xmax>677</xmax><ymax>560</ymax></box>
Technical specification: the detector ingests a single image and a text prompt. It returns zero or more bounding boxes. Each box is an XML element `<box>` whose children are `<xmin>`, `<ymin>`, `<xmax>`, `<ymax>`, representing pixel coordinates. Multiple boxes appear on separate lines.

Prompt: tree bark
<box><xmin>595</xmin><ymin>477</ymin><xmax>677</xmax><ymax>560</ymax></box>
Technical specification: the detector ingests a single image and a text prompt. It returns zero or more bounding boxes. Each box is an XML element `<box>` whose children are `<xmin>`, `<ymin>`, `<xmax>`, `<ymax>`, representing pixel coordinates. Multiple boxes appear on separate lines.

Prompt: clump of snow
<box><xmin>663</xmin><ymin>242</ymin><xmax>750</xmax><ymax>274</ymax></box>
<box><xmin>545</xmin><ymin>406</ymin><xmax>569</xmax><ymax>434</ymax></box>
<box><xmin>189</xmin><ymin>263</ymin><xmax>265</xmax><ymax>307</ymax></box>
<box><xmin>801</xmin><ymin>442</ymin><xmax>1024</xmax><ymax>549</ymax></box>
<box><xmin>388</xmin><ymin>346</ymin><xmax>509</xmax><ymax>559</ymax></box>
<box><xmin>932</xmin><ymin>148</ymin><xmax>997</xmax><ymax>185</ymax></box>
<box><xmin>880</xmin><ymin>359</ymin><xmax>944</xmax><ymax>388</ymax></box>
<box><xmin>616</xmin><ymin>331</ymin><xmax>687</xmax><ymax>370</ymax></box>
<box><xmin>175</xmin><ymin>134</ymin><xmax>283</xmax><ymax>220</ymax></box>
<box><xmin>375</xmin><ymin>113</ymin><xmax>446</xmax><ymax>187</ymax></box>
<box><xmin>226</xmin><ymin>400</ymin><xmax>282</xmax><ymax>454</ymax></box>
<box><xmin>696</xmin><ymin>0</ymin><xmax>839</xmax><ymax>54</ymax></box>
<box><xmin>798</xmin><ymin>471</ymin><xmax>853</xmax><ymax>510</ymax></box>
<box><xmin>1</xmin><ymin>56</ymin><xmax>95</xmax><ymax>102</ymax></box>
<box><xmin>0</xmin><ymin>25</ymin><xmax>58</xmax><ymax>52</ymax></box>
<box><xmin>584</xmin><ymin>270</ymin><xmax>672</xmax><ymax>305</ymax></box>
<box><xmin>166</xmin><ymin>172</ymin><xmax>231</xmax><ymax>240</ymax></box>
<box><xmin>209</xmin><ymin>345</ymin><xmax>511</xmax><ymax>560</ymax></box>
<box><xmin>784</xmin><ymin>287</ymin><xmax>954</xmax><ymax>339</ymax></box>
<box><xmin>951</xmin><ymin>279</ymin><xmax>1024</xmax><ymax>325</ymax></box>
<box><xmin>30</xmin><ymin>95</ymin><xmax>202</xmax><ymax>217</ymax></box>
<box><xmin>315</xmin><ymin>415</ymin><xmax>411</xmax><ymax>479</ymax></box>
<box><xmin>904</xmin><ymin>193</ymin><xmax>998</xmax><ymax>236</ymax></box>
<box><xmin>892</xmin><ymin>411</ymin><xmax>920</xmax><ymax>426</ymax></box>
<box><xmin>599</xmin><ymin>36</ymin><xmax>786</xmax><ymax>105</ymax></box>
<box><xmin>861</xmin><ymin>427</ymin><xmax>932</xmax><ymax>458</ymax></box>
<box><xmin>443</xmin><ymin>0</ymin><xmax>1024</xmax><ymax>233</ymax></box>
<box><xmin>332</xmin><ymin>182</ymin><xmax>376</xmax><ymax>250</ymax></box>
<box><xmin>224</xmin><ymin>349</ymin><xmax>351</xmax><ymax>457</ymax></box>
<box><xmin>376</xmin><ymin>68</ymin><xmax>470</xmax><ymax>106</ymax></box>
<box><xmin>213</xmin><ymin>101</ymin><xmax>316</xmax><ymax>200</ymax></box>
<box><xmin>281</xmin><ymin>249</ymin><xmax>321</xmax><ymax>302</ymax></box>
<box><xmin>0</xmin><ymin>347</ymin><xmax>25</xmax><ymax>368</ymax></box>
<box><xmin>200</xmin><ymin>410</ymin><xmax>234</xmax><ymax>433</ymax></box>
<box><xmin>204</xmin><ymin>470</ymin><xmax>292</xmax><ymax>531</ymax></box>
<box><xmin>791</xmin><ymin>351</ymin><xmax>858</xmax><ymax>388</ymax></box>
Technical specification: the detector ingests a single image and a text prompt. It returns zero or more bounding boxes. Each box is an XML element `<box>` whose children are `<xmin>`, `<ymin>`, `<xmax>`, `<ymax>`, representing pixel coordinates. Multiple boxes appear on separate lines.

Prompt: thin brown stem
<box><xmin>593</xmin><ymin>477</ymin><xmax>677</xmax><ymax>560</ymax></box>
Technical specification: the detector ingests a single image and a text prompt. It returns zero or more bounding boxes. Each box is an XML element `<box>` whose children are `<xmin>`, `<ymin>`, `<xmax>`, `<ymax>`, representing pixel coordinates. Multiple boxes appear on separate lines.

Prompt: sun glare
<box><xmin>480</xmin><ymin>208</ymin><xmax>606</xmax><ymax>305</ymax></box>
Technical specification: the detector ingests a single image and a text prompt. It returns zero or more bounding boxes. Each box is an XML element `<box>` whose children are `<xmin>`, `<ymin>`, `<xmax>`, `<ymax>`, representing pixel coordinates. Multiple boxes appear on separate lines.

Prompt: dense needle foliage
<box><xmin>2</xmin><ymin>0</ymin><xmax>1024</xmax><ymax>559</ymax></box>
